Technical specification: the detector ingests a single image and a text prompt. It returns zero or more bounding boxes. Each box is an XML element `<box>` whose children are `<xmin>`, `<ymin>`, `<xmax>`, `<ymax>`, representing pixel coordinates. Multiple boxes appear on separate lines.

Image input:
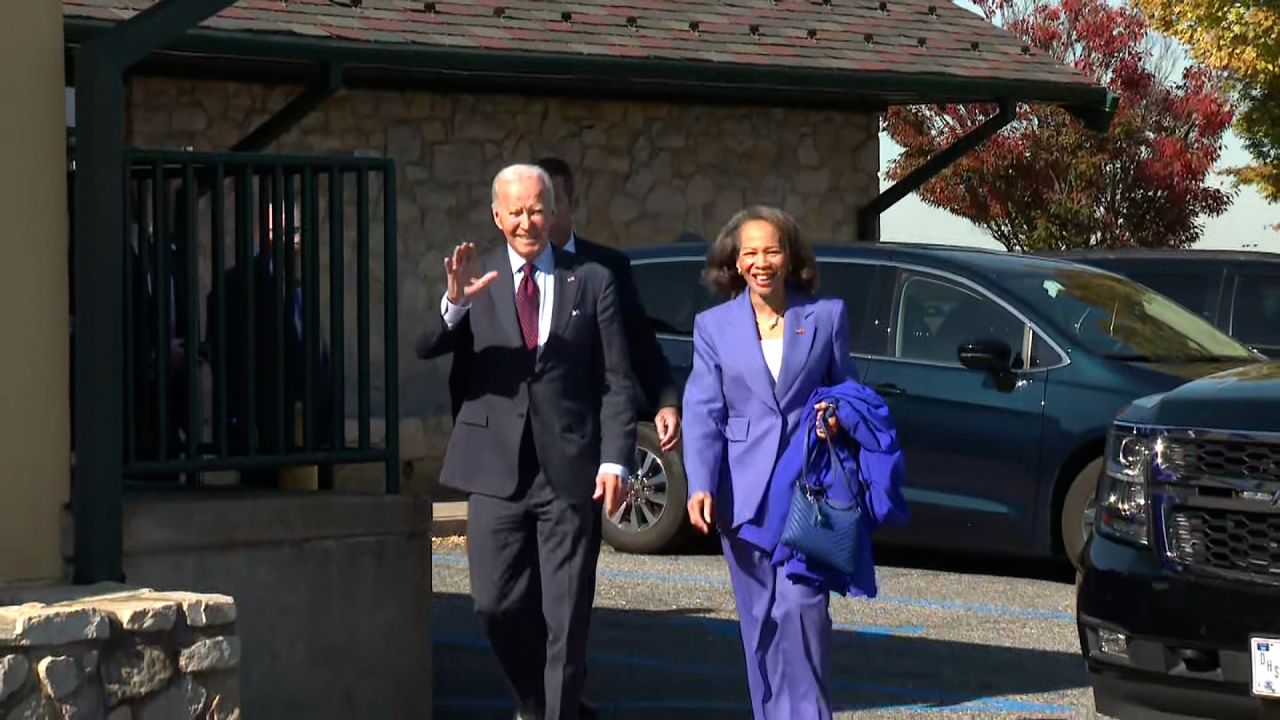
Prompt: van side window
<box><xmin>815</xmin><ymin>261</ymin><xmax>880</xmax><ymax>354</ymax></box>
<box><xmin>894</xmin><ymin>274</ymin><xmax>1027</xmax><ymax>367</ymax></box>
<box><xmin>1232</xmin><ymin>273</ymin><xmax>1280</xmax><ymax>350</ymax></box>
<box><xmin>631</xmin><ymin>259</ymin><xmax>717</xmax><ymax>337</ymax></box>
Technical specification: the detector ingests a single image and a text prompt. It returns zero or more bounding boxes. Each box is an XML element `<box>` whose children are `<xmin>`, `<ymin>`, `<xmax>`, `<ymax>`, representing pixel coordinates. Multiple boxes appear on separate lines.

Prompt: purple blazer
<box><xmin>683</xmin><ymin>290</ymin><xmax>853</xmax><ymax>529</ymax></box>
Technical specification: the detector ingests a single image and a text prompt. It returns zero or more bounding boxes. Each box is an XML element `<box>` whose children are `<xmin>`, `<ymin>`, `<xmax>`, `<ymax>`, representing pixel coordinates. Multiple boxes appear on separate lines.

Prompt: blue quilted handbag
<box><xmin>780</xmin><ymin>402</ymin><xmax>866</xmax><ymax>576</ymax></box>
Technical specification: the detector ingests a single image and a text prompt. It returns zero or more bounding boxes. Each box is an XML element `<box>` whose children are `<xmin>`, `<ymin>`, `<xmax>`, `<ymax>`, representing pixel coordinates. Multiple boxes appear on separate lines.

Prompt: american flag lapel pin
<box><xmin>567</xmin><ymin>275</ymin><xmax>576</xmax><ymax>283</ymax></box>
<box><xmin>796</xmin><ymin>327</ymin><xmax>805</xmax><ymax>334</ymax></box>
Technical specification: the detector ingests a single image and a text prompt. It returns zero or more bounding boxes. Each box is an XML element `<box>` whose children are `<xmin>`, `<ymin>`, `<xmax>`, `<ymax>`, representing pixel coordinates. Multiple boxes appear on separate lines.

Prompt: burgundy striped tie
<box><xmin>516</xmin><ymin>262</ymin><xmax>539</xmax><ymax>350</ymax></box>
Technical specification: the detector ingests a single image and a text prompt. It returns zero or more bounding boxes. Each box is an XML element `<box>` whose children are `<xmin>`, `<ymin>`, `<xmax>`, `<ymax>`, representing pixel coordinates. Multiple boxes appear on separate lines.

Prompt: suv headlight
<box><xmin>1096</xmin><ymin>423</ymin><xmax>1151</xmax><ymax>546</ymax></box>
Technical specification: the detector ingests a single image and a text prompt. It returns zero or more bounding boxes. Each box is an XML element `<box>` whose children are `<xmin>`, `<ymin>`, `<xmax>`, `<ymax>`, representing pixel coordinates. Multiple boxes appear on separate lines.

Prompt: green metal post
<box><xmin>72</xmin><ymin>0</ymin><xmax>238</xmax><ymax>584</ymax></box>
<box><xmin>382</xmin><ymin>165</ymin><xmax>399</xmax><ymax>494</ymax></box>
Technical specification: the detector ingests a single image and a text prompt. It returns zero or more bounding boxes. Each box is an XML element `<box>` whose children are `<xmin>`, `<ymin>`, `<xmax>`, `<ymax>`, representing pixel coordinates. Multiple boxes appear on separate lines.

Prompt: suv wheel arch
<box><xmin>1052</xmin><ymin>439</ymin><xmax>1105</xmax><ymax>565</ymax></box>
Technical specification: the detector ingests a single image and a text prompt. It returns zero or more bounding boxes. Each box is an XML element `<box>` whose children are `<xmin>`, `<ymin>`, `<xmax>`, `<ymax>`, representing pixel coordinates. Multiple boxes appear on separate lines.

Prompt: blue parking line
<box><xmin>432</xmin><ymin>552</ymin><xmax>1073</xmax><ymax>623</ymax></box>
<box><xmin>436</xmin><ymin>696</ymin><xmax>1071</xmax><ymax>716</ymax></box>
<box><xmin>662</xmin><ymin>613</ymin><xmax>925</xmax><ymax>638</ymax></box>
<box><xmin>434</xmin><ymin>634</ymin><xmax>1075</xmax><ymax>716</ymax></box>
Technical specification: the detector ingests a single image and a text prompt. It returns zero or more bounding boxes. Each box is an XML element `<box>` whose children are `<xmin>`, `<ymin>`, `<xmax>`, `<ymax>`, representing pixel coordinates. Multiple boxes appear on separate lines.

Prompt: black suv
<box><xmin>1078</xmin><ymin>362</ymin><xmax>1280</xmax><ymax>719</ymax></box>
<box><xmin>1049</xmin><ymin>249</ymin><xmax>1280</xmax><ymax>358</ymax></box>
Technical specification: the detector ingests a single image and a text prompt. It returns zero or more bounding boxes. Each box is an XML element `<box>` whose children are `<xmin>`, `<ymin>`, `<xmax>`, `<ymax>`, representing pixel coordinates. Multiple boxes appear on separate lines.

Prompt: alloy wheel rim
<box><xmin>609</xmin><ymin>446</ymin><xmax>668</xmax><ymax>533</ymax></box>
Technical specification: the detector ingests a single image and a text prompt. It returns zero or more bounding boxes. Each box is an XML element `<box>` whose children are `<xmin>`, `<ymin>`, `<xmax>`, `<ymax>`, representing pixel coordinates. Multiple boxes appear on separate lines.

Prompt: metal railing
<box><xmin>120</xmin><ymin>150</ymin><xmax>398</xmax><ymax>491</ymax></box>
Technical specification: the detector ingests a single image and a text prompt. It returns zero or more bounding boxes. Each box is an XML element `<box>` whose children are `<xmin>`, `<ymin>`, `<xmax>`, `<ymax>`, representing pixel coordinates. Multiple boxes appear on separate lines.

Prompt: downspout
<box><xmin>72</xmin><ymin>0</ymin><xmax>238</xmax><ymax>584</ymax></box>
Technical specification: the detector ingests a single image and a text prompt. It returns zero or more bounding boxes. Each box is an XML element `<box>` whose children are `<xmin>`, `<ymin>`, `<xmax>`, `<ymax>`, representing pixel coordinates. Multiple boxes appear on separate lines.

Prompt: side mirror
<box><xmin>958</xmin><ymin>339</ymin><xmax>1013</xmax><ymax>374</ymax></box>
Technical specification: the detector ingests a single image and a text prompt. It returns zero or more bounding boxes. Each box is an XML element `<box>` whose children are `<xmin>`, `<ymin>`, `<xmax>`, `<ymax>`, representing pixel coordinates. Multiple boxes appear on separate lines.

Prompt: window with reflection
<box><xmin>1232</xmin><ymin>273</ymin><xmax>1280</xmax><ymax>351</ymax></box>
<box><xmin>1005</xmin><ymin>268</ymin><xmax>1255</xmax><ymax>362</ymax></box>
<box><xmin>632</xmin><ymin>259</ymin><xmax>719</xmax><ymax>337</ymax></box>
<box><xmin>893</xmin><ymin>274</ymin><xmax>1026</xmax><ymax>367</ymax></box>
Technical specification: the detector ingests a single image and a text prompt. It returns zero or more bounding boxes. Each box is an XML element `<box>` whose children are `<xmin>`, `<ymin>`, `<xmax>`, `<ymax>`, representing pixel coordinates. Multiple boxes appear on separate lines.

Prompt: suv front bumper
<box><xmin>1077</xmin><ymin>532</ymin><xmax>1280</xmax><ymax>719</ymax></box>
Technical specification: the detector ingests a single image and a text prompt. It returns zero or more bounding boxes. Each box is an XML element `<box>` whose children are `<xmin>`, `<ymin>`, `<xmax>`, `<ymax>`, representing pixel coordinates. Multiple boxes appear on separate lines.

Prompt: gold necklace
<box><xmin>757</xmin><ymin>314</ymin><xmax>782</xmax><ymax>331</ymax></box>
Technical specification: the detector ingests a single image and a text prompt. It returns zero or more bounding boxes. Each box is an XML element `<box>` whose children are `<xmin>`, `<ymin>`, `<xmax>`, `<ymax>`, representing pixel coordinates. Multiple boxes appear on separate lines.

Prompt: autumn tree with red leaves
<box><xmin>883</xmin><ymin>0</ymin><xmax>1235</xmax><ymax>252</ymax></box>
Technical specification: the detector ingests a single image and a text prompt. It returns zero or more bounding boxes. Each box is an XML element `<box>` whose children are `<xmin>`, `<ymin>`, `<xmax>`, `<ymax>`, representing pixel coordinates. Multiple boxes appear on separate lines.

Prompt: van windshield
<box><xmin>1004</xmin><ymin>267</ymin><xmax>1257</xmax><ymax>362</ymax></box>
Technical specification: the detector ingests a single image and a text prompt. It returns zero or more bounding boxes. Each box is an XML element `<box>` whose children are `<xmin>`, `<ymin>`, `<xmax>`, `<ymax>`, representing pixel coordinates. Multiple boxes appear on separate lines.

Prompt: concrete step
<box><xmin>432</xmin><ymin>501</ymin><xmax>467</xmax><ymax>537</ymax></box>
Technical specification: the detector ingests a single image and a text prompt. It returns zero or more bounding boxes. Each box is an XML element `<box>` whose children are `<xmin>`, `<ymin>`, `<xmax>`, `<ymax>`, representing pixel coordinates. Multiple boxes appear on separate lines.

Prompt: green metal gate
<box><xmin>119</xmin><ymin>150</ymin><xmax>399</xmax><ymax>486</ymax></box>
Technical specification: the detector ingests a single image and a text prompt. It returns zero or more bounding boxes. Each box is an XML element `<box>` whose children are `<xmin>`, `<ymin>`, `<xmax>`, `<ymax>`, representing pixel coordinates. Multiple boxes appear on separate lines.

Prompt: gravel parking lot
<box><xmin>432</xmin><ymin>537</ymin><xmax>1100</xmax><ymax>719</ymax></box>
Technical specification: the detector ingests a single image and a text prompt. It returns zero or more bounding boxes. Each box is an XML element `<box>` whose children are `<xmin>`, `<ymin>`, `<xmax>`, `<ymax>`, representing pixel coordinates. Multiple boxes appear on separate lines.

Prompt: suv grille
<box><xmin>1168</xmin><ymin>507</ymin><xmax>1280</xmax><ymax>582</ymax></box>
<box><xmin>1162</xmin><ymin>438</ymin><xmax>1280</xmax><ymax>483</ymax></box>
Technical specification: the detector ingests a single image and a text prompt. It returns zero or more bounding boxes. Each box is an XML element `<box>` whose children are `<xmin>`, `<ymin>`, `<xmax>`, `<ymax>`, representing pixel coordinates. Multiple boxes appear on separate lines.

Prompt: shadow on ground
<box><xmin>433</xmin><ymin>592</ymin><xmax>1086</xmax><ymax>719</ymax></box>
<box><xmin>869</xmin><ymin>543</ymin><xmax>1078</xmax><ymax>585</ymax></box>
<box><xmin>656</xmin><ymin>533</ymin><xmax>1077</xmax><ymax>584</ymax></box>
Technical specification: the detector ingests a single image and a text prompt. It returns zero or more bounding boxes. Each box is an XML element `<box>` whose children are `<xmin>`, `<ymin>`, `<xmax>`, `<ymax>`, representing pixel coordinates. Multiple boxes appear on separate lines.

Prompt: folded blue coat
<box><xmin>734</xmin><ymin>379</ymin><xmax>910</xmax><ymax>598</ymax></box>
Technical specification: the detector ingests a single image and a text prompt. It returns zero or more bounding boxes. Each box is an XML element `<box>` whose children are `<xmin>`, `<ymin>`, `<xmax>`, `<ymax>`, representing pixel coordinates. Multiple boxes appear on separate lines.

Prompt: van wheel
<box><xmin>1062</xmin><ymin>458</ymin><xmax>1103</xmax><ymax>571</ymax></box>
<box><xmin>602</xmin><ymin>423</ymin><xmax>691</xmax><ymax>554</ymax></box>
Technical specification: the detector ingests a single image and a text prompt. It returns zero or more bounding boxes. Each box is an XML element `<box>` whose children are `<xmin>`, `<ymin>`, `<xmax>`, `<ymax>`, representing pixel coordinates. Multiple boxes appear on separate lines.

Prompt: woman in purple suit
<box><xmin>683</xmin><ymin>206</ymin><xmax>852</xmax><ymax>720</ymax></box>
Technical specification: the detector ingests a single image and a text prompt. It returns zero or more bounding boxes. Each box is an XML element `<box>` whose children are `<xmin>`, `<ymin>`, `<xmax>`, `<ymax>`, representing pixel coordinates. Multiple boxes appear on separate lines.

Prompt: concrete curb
<box><xmin>432</xmin><ymin>501</ymin><xmax>467</xmax><ymax>537</ymax></box>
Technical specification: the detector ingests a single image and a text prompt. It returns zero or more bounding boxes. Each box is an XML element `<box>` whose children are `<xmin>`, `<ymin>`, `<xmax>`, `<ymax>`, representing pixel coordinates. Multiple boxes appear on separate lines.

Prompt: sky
<box><xmin>879</xmin><ymin>2</ymin><xmax>1280</xmax><ymax>254</ymax></box>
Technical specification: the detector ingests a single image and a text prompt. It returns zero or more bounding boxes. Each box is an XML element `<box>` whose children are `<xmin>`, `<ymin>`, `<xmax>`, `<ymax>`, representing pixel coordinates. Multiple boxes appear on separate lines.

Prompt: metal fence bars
<box><xmin>121</xmin><ymin>150</ymin><xmax>399</xmax><ymax>492</ymax></box>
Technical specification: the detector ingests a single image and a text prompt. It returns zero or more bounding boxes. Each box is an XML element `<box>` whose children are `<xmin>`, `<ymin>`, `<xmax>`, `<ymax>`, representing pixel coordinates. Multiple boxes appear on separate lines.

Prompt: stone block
<box><xmin>607</xmin><ymin>195</ymin><xmax>641</xmax><ymax>226</ymax></box>
<box><xmin>794</xmin><ymin>168</ymin><xmax>832</xmax><ymax>195</ymax></box>
<box><xmin>685</xmin><ymin>176</ymin><xmax>716</xmax><ymax>207</ymax></box>
<box><xmin>37</xmin><ymin>655</ymin><xmax>80</xmax><ymax>700</ymax></box>
<box><xmin>452</xmin><ymin>116</ymin><xmax>506</xmax><ymax>142</ymax></box>
<box><xmin>149</xmin><ymin>593</ymin><xmax>235</xmax><ymax>629</ymax></box>
<box><xmin>653</xmin><ymin>122</ymin><xmax>687</xmax><ymax>149</ymax></box>
<box><xmin>102</xmin><ymin>600</ymin><xmax>179</xmax><ymax>634</ymax></box>
<box><xmin>386</xmin><ymin>123</ymin><xmax>423</xmax><ymax>162</ymax></box>
<box><xmin>644</xmin><ymin>186</ymin><xmax>686</xmax><ymax>218</ymax></box>
<box><xmin>82</xmin><ymin>650</ymin><xmax>99</xmax><ymax>676</ymax></box>
<box><xmin>623</xmin><ymin>168</ymin><xmax>655</xmax><ymax>198</ymax></box>
<box><xmin>60</xmin><ymin>681</ymin><xmax>107</xmax><ymax>720</ymax></box>
<box><xmin>135</xmin><ymin>676</ymin><xmax>206</xmax><ymax>720</ymax></box>
<box><xmin>0</xmin><ymin>653</ymin><xmax>30</xmax><ymax>703</ymax></box>
<box><xmin>198</xmin><ymin>670</ymin><xmax>241</xmax><ymax>720</ymax></box>
<box><xmin>106</xmin><ymin>707</ymin><xmax>132</xmax><ymax>720</ymax></box>
<box><xmin>178</xmin><ymin>638</ymin><xmax>240</xmax><ymax>674</ymax></box>
<box><xmin>0</xmin><ymin>607</ymin><xmax>109</xmax><ymax>648</ymax></box>
<box><xmin>10</xmin><ymin>688</ymin><xmax>57</xmax><ymax>720</ymax></box>
<box><xmin>430</xmin><ymin>143</ymin><xmax>484</xmax><ymax>182</ymax></box>
<box><xmin>797</xmin><ymin>136</ymin><xmax>821</xmax><ymax>167</ymax></box>
<box><xmin>101</xmin><ymin>639</ymin><xmax>172</xmax><ymax>706</ymax></box>
<box><xmin>582</xmin><ymin>147</ymin><xmax>629</xmax><ymax>174</ymax></box>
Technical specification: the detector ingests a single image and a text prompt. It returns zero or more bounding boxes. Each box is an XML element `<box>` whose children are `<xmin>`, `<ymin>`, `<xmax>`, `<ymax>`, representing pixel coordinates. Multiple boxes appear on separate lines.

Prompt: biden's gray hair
<box><xmin>491</xmin><ymin>163</ymin><xmax>556</xmax><ymax>208</ymax></box>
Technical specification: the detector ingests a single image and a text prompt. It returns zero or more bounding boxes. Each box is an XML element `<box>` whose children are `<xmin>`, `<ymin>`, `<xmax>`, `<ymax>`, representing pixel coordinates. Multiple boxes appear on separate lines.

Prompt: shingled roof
<box><xmin>63</xmin><ymin>0</ymin><xmax>1114</xmax><ymax>122</ymax></box>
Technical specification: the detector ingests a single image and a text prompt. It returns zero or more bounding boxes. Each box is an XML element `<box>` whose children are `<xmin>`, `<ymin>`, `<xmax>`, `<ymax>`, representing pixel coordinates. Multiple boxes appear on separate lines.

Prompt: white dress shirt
<box><xmin>761</xmin><ymin>337</ymin><xmax>784</xmax><ymax>382</ymax></box>
<box><xmin>440</xmin><ymin>242</ymin><xmax>628</xmax><ymax>480</ymax></box>
<box><xmin>442</xmin><ymin>243</ymin><xmax>554</xmax><ymax>347</ymax></box>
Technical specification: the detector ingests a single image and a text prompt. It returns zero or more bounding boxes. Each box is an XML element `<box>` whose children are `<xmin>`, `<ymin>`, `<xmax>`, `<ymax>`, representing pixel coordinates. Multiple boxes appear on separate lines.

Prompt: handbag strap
<box><xmin>800</xmin><ymin>401</ymin><xmax>863</xmax><ymax>502</ymax></box>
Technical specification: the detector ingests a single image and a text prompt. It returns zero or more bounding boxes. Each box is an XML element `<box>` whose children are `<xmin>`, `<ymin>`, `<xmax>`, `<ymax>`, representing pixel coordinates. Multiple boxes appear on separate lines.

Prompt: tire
<box><xmin>1062</xmin><ymin>457</ymin><xmax>1103</xmax><ymax>571</ymax></box>
<box><xmin>602</xmin><ymin>423</ymin><xmax>691</xmax><ymax>554</ymax></box>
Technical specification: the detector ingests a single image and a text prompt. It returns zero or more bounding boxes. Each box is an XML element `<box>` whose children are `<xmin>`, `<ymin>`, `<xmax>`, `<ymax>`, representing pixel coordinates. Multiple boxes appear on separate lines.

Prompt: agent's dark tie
<box><xmin>516</xmin><ymin>262</ymin><xmax>539</xmax><ymax>350</ymax></box>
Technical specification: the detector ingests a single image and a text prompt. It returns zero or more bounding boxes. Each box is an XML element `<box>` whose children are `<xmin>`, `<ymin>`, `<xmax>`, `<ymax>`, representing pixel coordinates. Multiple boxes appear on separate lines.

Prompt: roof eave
<box><xmin>65</xmin><ymin>17</ymin><xmax>1116</xmax><ymax>125</ymax></box>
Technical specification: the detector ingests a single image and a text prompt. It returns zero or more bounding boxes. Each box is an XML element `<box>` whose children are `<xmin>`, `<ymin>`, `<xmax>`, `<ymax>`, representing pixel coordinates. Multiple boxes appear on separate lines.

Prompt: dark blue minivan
<box><xmin>604</xmin><ymin>242</ymin><xmax>1264</xmax><ymax>566</ymax></box>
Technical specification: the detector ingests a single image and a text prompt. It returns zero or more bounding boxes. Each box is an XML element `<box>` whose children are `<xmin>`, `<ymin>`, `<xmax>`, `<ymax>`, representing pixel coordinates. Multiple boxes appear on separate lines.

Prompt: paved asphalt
<box><xmin>432</xmin><ymin>536</ymin><xmax>1100</xmax><ymax>720</ymax></box>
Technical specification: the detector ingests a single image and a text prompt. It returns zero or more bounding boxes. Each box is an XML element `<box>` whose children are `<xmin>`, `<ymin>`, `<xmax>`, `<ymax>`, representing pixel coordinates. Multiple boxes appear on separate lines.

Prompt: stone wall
<box><xmin>0</xmin><ymin>586</ymin><xmax>238</xmax><ymax>719</ymax></box>
<box><xmin>124</xmin><ymin>78</ymin><xmax>879</xmax><ymax>481</ymax></box>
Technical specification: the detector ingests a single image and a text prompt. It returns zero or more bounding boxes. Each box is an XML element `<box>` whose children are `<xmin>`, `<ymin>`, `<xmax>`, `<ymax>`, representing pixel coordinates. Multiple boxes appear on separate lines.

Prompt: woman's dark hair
<box><xmin>703</xmin><ymin>205</ymin><xmax>819</xmax><ymax>297</ymax></box>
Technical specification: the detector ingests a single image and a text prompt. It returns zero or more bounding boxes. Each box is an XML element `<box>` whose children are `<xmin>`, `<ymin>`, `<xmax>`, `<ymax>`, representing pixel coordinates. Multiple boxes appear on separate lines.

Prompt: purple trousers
<box><xmin>722</xmin><ymin>529</ymin><xmax>833</xmax><ymax>720</ymax></box>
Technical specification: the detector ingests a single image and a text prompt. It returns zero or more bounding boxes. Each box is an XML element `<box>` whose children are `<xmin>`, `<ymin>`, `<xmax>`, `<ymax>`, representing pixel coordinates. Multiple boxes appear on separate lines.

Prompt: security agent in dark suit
<box><xmin>535</xmin><ymin>156</ymin><xmax>680</xmax><ymax>450</ymax></box>
<box><xmin>417</xmin><ymin>164</ymin><xmax>635</xmax><ymax>720</ymax></box>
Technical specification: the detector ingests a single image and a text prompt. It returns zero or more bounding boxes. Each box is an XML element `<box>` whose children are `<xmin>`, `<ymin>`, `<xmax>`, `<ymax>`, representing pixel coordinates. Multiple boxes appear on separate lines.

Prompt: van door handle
<box><xmin>873</xmin><ymin>383</ymin><xmax>904</xmax><ymax>396</ymax></box>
